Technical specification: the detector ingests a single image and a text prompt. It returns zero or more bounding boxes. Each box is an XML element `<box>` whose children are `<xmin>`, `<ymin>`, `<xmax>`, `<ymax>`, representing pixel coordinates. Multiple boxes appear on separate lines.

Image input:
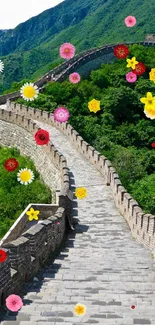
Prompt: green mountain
<box><xmin>0</xmin><ymin>0</ymin><xmax>155</xmax><ymax>92</ymax></box>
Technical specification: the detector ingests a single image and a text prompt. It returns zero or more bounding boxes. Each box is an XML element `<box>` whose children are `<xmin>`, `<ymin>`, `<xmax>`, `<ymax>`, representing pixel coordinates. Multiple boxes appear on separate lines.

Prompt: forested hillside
<box><xmin>0</xmin><ymin>0</ymin><xmax>155</xmax><ymax>92</ymax></box>
<box><xmin>15</xmin><ymin>44</ymin><xmax>155</xmax><ymax>215</ymax></box>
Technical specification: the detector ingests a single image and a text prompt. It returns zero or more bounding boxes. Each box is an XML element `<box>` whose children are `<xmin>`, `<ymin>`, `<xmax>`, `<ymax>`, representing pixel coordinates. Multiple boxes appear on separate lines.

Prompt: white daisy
<box><xmin>20</xmin><ymin>82</ymin><xmax>39</xmax><ymax>101</ymax></box>
<box><xmin>0</xmin><ymin>60</ymin><xmax>4</xmax><ymax>73</ymax></box>
<box><xmin>17</xmin><ymin>168</ymin><xmax>34</xmax><ymax>185</ymax></box>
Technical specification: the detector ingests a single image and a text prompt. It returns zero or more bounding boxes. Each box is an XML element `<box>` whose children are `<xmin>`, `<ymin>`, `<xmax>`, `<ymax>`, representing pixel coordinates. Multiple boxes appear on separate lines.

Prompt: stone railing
<box><xmin>6</xmin><ymin>101</ymin><xmax>155</xmax><ymax>257</ymax></box>
<box><xmin>0</xmin><ymin>108</ymin><xmax>73</xmax><ymax>306</ymax></box>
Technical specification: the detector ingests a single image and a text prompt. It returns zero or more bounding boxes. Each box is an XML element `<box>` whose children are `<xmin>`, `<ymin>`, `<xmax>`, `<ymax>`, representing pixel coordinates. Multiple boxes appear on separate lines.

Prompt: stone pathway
<box><xmin>1</xmin><ymin>115</ymin><xmax>155</xmax><ymax>325</ymax></box>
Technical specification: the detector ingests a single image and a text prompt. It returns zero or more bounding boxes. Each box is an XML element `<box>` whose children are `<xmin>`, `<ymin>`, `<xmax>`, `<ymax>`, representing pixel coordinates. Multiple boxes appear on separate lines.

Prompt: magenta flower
<box><xmin>124</xmin><ymin>16</ymin><xmax>136</xmax><ymax>27</ymax></box>
<box><xmin>69</xmin><ymin>72</ymin><xmax>81</xmax><ymax>84</ymax></box>
<box><xmin>59</xmin><ymin>43</ymin><xmax>75</xmax><ymax>59</ymax></box>
<box><xmin>6</xmin><ymin>294</ymin><xmax>23</xmax><ymax>312</ymax></box>
<box><xmin>126</xmin><ymin>71</ymin><xmax>137</xmax><ymax>83</ymax></box>
<box><xmin>54</xmin><ymin>107</ymin><xmax>70</xmax><ymax>123</ymax></box>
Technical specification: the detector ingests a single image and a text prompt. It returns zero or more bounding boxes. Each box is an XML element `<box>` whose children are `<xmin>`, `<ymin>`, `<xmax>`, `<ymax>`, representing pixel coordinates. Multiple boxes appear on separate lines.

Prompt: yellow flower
<box><xmin>144</xmin><ymin>108</ymin><xmax>155</xmax><ymax>119</ymax></box>
<box><xmin>26</xmin><ymin>208</ymin><xmax>40</xmax><ymax>221</ymax></box>
<box><xmin>75</xmin><ymin>187</ymin><xmax>87</xmax><ymax>199</ymax></box>
<box><xmin>140</xmin><ymin>92</ymin><xmax>155</xmax><ymax>119</ymax></box>
<box><xmin>149</xmin><ymin>68</ymin><xmax>155</xmax><ymax>83</ymax></box>
<box><xmin>126</xmin><ymin>57</ymin><xmax>138</xmax><ymax>69</ymax></box>
<box><xmin>20</xmin><ymin>82</ymin><xmax>39</xmax><ymax>101</ymax></box>
<box><xmin>74</xmin><ymin>303</ymin><xmax>86</xmax><ymax>316</ymax></box>
<box><xmin>17</xmin><ymin>168</ymin><xmax>34</xmax><ymax>185</ymax></box>
<box><xmin>88</xmin><ymin>99</ymin><xmax>100</xmax><ymax>113</ymax></box>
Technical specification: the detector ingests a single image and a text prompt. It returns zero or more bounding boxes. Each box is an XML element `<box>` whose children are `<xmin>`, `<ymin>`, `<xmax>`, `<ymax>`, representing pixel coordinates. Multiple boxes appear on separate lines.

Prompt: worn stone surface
<box><xmin>1</xmin><ymin>116</ymin><xmax>155</xmax><ymax>324</ymax></box>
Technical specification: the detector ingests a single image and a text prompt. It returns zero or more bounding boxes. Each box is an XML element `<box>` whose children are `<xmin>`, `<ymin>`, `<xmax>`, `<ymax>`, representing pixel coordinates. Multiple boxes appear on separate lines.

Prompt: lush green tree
<box><xmin>130</xmin><ymin>174</ymin><xmax>155</xmax><ymax>214</ymax></box>
<box><xmin>112</xmin><ymin>146</ymin><xmax>147</xmax><ymax>192</ymax></box>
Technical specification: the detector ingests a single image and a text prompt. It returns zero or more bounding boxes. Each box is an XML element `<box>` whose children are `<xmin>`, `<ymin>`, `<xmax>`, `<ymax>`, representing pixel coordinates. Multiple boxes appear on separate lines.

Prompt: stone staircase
<box><xmin>1</xmin><ymin>113</ymin><xmax>155</xmax><ymax>324</ymax></box>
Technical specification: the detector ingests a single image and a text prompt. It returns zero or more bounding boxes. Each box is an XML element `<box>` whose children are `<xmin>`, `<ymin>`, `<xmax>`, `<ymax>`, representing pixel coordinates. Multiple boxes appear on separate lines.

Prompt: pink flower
<box><xmin>126</xmin><ymin>71</ymin><xmax>137</xmax><ymax>83</ymax></box>
<box><xmin>54</xmin><ymin>107</ymin><xmax>70</xmax><ymax>123</ymax></box>
<box><xmin>59</xmin><ymin>43</ymin><xmax>75</xmax><ymax>59</ymax></box>
<box><xmin>124</xmin><ymin>16</ymin><xmax>136</xmax><ymax>27</ymax></box>
<box><xmin>69</xmin><ymin>72</ymin><xmax>81</xmax><ymax>84</ymax></box>
<box><xmin>6</xmin><ymin>294</ymin><xmax>23</xmax><ymax>312</ymax></box>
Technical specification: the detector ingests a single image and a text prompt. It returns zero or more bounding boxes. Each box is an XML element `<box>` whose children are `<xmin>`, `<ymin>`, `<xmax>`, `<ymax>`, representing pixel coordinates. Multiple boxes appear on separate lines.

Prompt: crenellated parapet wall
<box><xmin>0</xmin><ymin>108</ymin><xmax>73</xmax><ymax>307</ymax></box>
<box><xmin>36</xmin><ymin>41</ymin><xmax>155</xmax><ymax>84</ymax></box>
<box><xmin>0</xmin><ymin>40</ymin><xmax>154</xmax><ymax>102</ymax></box>
<box><xmin>6</xmin><ymin>101</ymin><xmax>155</xmax><ymax>256</ymax></box>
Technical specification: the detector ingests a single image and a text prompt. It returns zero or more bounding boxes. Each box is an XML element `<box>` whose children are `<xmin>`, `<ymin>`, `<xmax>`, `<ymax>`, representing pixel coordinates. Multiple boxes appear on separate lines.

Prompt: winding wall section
<box><xmin>5</xmin><ymin>101</ymin><xmax>155</xmax><ymax>255</ymax></box>
<box><xmin>1</xmin><ymin>102</ymin><xmax>155</xmax><ymax>325</ymax></box>
<box><xmin>0</xmin><ymin>41</ymin><xmax>155</xmax><ymax>103</ymax></box>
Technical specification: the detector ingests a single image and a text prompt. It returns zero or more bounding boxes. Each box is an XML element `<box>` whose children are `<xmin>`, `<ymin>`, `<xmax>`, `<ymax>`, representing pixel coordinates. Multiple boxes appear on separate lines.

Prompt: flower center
<box><xmin>148</xmin><ymin>100</ymin><xmax>152</xmax><ymax>104</ymax></box>
<box><xmin>8</xmin><ymin>161</ymin><xmax>16</xmax><ymax>167</ymax></box>
<box><xmin>20</xmin><ymin>171</ymin><xmax>31</xmax><ymax>182</ymax></box>
<box><xmin>39</xmin><ymin>135</ymin><xmax>46</xmax><ymax>140</ymax></box>
<box><xmin>65</xmin><ymin>48</ymin><xmax>69</xmax><ymax>53</ymax></box>
<box><xmin>59</xmin><ymin>112</ymin><xmax>64</xmax><ymax>117</ymax></box>
<box><xmin>78</xmin><ymin>307</ymin><xmax>83</xmax><ymax>313</ymax></box>
<box><xmin>12</xmin><ymin>301</ymin><xmax>17</xmax><ymax>305</ymax></box>
<box><xmin>23</xmin><ymin>86</ymin><xmax>36</xmax><ymax>98</ymax></box>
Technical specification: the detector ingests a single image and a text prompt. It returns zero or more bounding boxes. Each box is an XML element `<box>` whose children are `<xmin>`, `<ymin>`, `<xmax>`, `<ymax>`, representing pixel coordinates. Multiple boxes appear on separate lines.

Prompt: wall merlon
<box><xmin>129</xmin><ymin>199</ymin><xmax>139</xmax><ymax>217</ymax></box>
<box><xmin>113</xmin><ymin>178</ymin><xmax>122</xmax><ymax>194</ymax></box>
<box><xmin>93</xmin><ymin>150</ymin><xmax>101</xmax><ymax>162</ymax></box>
<box><xmin>76</xmin><ymin>135</ymin><xmax>83</xmax><ymax>150</ymax></box>
<box><xmin>66</xmin><ymin>123</ymin><xmax>73</xmax><ymax>136</ymax></box>
<box><xmin>81</xmin><ymin>140</ymin><xmax>89</xmax><ymax>155</ymax></box>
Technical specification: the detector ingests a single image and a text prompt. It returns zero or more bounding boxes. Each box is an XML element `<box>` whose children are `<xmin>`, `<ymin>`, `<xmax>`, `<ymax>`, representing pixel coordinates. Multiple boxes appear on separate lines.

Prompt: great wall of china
<box><xmin>0</xmin><ymin>38</ymin><xmax>155</xmax><ymax>324</ymax></box>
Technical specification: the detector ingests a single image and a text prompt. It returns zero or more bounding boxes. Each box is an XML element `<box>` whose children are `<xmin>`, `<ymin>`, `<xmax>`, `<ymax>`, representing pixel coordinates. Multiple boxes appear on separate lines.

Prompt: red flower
<box><xmin>152</xmin><ymin>142</ymin><xmax>155</xmax><ymax>148</ymax></box>
<box><xmin>0</xmin><ymin>249</ymin><xmax>7</xmax><ymax>263</ymax></box>
<box><xmin>34</xmin><ymin>129</ymin><xmax>50</xmax><ymax>145</ymax></box>
<box><xmin>131</xmin><ymin>305</ymin><xmax>135</xmax><ymax>309</ymax></box>
<box><xmin>132</xmin><ymin>62</ymin><xmax>146</xmax><ymax>76</ymax></box>
<box><xmin>4</xmin><ymin>158</ymin><xmax>19</xmax><ymax>172</ymax></box>
<box><xmin>114</xmin><ymin>44</ymin><xmax>129</xmax><ymax>59</ymax></box>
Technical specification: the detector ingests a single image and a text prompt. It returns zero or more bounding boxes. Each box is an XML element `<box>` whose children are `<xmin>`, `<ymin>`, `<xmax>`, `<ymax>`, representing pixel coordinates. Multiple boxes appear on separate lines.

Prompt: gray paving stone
<box><xmin>133</xmin><ymin>320</ymin><xmax>151</xmax><ymax>324</ymax></box>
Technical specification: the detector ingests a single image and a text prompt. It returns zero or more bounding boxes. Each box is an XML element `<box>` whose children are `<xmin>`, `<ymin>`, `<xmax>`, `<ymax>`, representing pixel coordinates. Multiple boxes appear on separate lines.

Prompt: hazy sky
<box><xmin>0</xmin><ymin>0</ymin><xmax>64</xmax><ymax>29</ymax></box>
